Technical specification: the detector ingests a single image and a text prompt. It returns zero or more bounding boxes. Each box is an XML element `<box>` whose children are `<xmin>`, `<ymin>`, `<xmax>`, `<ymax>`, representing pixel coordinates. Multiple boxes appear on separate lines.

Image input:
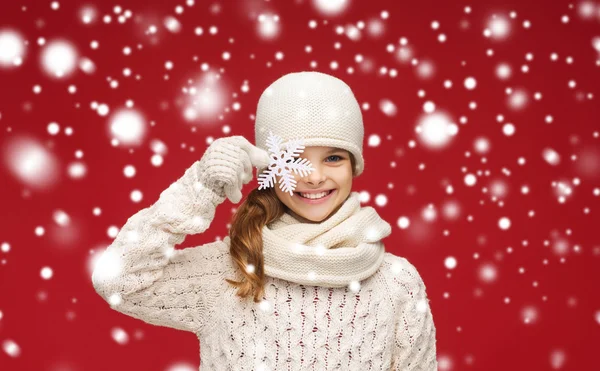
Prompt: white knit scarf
<box><xmin>261</xmin><ymin>191</ymin><xmax>392</xmax><ymax>288</ymax></box>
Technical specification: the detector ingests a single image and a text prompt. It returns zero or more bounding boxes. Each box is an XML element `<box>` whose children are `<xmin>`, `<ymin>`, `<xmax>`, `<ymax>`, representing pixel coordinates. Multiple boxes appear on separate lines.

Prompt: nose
<box><xmin>301</xmin><ymin>164</ymin><xmax>326</xmax><ymax>186</ymax></box>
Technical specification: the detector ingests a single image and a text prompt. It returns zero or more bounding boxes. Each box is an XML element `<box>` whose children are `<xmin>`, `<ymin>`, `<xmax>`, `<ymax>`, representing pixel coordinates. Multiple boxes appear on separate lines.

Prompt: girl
<box><xmin>92</xmin><ymin>71</ymin><xmax>438</xmax><ymax>370</ymax></box>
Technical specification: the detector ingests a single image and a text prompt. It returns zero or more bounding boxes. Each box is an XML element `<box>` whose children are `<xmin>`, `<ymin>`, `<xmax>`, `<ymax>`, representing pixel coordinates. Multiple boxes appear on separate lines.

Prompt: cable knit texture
<box><xmin>92</xmin><ymin>140</ymin><xmax>438</xmax><ymax>370</ymax></box>
<box><xmin>254</xmin><ymin>191</ymin><xmax>391</xmax><ymax>288</ymax></box>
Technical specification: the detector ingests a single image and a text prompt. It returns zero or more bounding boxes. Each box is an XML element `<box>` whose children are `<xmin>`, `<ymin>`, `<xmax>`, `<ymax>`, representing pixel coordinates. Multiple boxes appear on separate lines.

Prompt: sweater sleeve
<box><xmin>390</xmin><ymin>257</ymin><xmax>438</xmax><ymax>370</ymax></box>
<box><xmin>91</xmin><ymin>159</ymin><xmax>229</xmax><ymax>334</ymax></box>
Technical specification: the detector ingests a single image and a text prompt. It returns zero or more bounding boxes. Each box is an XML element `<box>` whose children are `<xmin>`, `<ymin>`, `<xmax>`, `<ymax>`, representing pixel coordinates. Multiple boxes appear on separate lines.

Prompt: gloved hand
<box><xmin>195</xmin><ymin>135</ymin><xmax>271</xmax><ymax>204</ymax></box>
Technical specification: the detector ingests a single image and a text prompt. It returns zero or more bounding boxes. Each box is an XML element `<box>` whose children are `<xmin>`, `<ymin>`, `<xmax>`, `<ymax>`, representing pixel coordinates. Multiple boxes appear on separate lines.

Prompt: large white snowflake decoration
<box><xmin>257</xmin><ymin>130</ymin><xmax>314</xmax><ymax>195</ymax></box>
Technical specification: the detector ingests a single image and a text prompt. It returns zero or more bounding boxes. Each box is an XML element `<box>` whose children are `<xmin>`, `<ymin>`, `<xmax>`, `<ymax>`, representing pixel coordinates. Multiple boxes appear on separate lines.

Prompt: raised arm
<box><xmin>91</xmin><ymin>136</ymin><xmax>270</xmax><ymax>334</ymax></box>
<box><xmin>390</xmin><ymin>257</ymin><xmax>438</xmax><ymax>370</ymax></box>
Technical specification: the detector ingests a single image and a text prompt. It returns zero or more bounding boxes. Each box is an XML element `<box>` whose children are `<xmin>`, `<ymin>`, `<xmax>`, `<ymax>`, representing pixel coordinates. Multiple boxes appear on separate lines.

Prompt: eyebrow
<box><xmin>325</xmin><ymin>148</ymin><xmax>344</xmax><ymax>154</ymax></box>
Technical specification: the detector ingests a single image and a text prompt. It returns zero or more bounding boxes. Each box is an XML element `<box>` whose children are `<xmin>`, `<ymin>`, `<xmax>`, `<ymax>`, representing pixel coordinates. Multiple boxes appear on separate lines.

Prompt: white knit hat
<box><xmin>254</xmin><ymin>71</ymin><xmax>365</xmax><ymax>177</ymax></box>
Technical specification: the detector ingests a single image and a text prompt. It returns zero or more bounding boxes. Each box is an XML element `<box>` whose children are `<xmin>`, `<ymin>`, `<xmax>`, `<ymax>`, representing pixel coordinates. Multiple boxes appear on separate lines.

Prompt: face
<box><xmin>274</xmin><ymin>146</ymin><xmax>353</xmax><ymax>224</ymax></box>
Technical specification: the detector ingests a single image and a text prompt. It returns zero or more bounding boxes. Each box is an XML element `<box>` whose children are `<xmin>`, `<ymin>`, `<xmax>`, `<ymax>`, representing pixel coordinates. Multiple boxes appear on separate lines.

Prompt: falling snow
<box><xmin>0</xmin><ymin>0</ymin><xmax>599</xmax><ymax>370</ymax></box>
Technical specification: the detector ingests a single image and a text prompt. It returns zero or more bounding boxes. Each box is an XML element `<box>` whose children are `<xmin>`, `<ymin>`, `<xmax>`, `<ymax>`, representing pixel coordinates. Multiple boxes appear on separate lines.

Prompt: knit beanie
<box><xmin>254</xmin><ymin>71</ymin><xmax>365</xmax><ymax>177</ymax></box>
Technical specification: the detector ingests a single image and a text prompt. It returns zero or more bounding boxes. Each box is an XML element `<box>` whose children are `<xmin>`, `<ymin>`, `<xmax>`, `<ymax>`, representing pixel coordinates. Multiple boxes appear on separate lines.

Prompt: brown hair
<box><xmin>225</xmin><ymin>152</ymin><xmax>357</xmax><ymax>302</ymax></box>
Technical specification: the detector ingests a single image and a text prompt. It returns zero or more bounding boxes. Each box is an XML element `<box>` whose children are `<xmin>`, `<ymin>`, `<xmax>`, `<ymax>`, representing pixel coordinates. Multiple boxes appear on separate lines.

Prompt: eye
<box><xmin>325</xmin><ymin>155</ymin><xmax>343</xmax><ymax>162</ymax></box>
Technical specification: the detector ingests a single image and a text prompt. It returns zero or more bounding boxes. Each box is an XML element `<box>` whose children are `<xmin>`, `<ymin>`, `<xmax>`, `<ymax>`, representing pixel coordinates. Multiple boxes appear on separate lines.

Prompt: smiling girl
<box><xmin>92</xmin><ymin>71</ymin><xmax>438</xmax><ymax>370</ymax></box>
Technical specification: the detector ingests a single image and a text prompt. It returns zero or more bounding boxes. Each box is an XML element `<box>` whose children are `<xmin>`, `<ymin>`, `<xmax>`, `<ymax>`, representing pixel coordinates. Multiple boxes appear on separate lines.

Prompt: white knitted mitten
<box><xmin>196</xmin><ymin>135</ymin><xmax>271</xmax><ymax>204</ymax></box>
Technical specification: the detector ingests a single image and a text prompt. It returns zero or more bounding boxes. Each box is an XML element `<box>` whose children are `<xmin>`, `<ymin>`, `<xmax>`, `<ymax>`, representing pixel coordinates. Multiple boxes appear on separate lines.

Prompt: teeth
<box><xmin>299</xmin><ymin>190</ymin><xmax>331</xmax><ymax>199</ymax></box>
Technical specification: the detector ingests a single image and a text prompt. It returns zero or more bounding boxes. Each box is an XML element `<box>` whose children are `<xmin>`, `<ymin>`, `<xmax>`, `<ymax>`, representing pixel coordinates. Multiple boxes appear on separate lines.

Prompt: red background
<box><xmin>1</xmin><ymin>0</ymin><xmax>599</xmax><ymax>370</ymax></box>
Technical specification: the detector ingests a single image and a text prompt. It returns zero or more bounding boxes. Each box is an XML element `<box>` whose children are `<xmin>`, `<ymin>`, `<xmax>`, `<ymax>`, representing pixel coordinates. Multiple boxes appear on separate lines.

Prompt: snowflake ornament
<box><xmin>258</xmin><ymin>131</ymin><xmax>314</xmax><ymax>195</ymax></box>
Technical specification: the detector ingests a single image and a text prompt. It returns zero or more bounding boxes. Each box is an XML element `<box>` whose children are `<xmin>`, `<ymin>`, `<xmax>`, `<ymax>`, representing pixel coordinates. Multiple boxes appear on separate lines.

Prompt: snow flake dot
<box><xmin>592</xmin><ymin>37</ymin><xmax>600</xmax><ymax>53</ymax></box>
<box><xmin>464</xmin><ymin>173</ymin><xmax>477</xmax><ymax>186</ymax></box>
<box><xmin>2</xmin><ymin>339</ymin><xmax>21</xmax><ymax>357</ymax></box>
<box><xmin>423</xmin><ymin>101</ymin><xmax>435</xmax><ymax>113</ymax></box>
<box><xmin>374</xmin><ymin>194</ymin><xmax>387</xmax><ymax>207</ymax></box>
<box><xmin>97</xmin><ymin>104</ymin><xmax>109</xmax><ymax>116</ymax></box>
<box><xmin>130</xmin><ymin>189</ymin><xmax>143</xmax><ymax>202</ymax></box>
<box><xmin>498</xmin><ymin>217</ymin><xmax>511</xmax><ymax>230</ymax></box>
<box><xmin>47</xmin><ymin>122</ymin><xmax>60</xmax><ymax>135</ymax></box>
<box><xmin>415</xmin><ymin>112</ymin><xmax>455</xmax><ymax>149</ymax></box>
<box><xmin>521</xmin><ymin>305</ymin><xmax>538</xmax><ymax>324</ymax></box>
<box><xmin>543</xmin><ymin>148</ymin><xmax>561</xmax><ymax>165</ymax></box>
<box><xmin>474</xmin><ymin>137</ymin><xmax>490</xmax><ymax>154</ymax></box>
<box><xmin>0</xmin><ymin>29</ymin><xmax>26</xmax><ymax>68</ymax></box>
<box><xmin>397</xmin><ymin>216</ymin><xmax>410</xmax><ymax>229</ymax></box>
<box><xmin>502</xmin><ymin>123</ymin><xmax>516</xmax><ymax>136</ymax></box>
<box><xmin>164</xmin><ymin>16</ymin><xmax>181</xmax><ymax>33</ymax></box>
<box><xmin>367</xmin><ymin>134</ymin><xmax>381</xmax><ymax>147</ymax></box>
<box><xmin>109</xmin><ymin>109</ymin><xmax>146</xmax><ymax>145</ymax></box>
<box><xmin>40</xmin><ymin>266</ymin><xmax>53</xmax><ymax>279</ymax></box>
<box><xmin>379</xmin><ymin>99</ymin><xmax>397</xmax><ymax>116</ymax></box>
<box><xmin>41</xmin><ymin>39</ymin><xmax>78</xmax><ymax>78</ymax></box>
<box><xmin>80</xmin><ymin>6</ymin><xmax>97</xmax><ymax>24</ymax></box>
<box><xmin>444</xmin><ymin>256</ymin><xmax>457</xmax><ymax>269</ymax></box>
<box><xmin>496</xmin><ymin>63</ymin><xmax>512</xmax><ymax>79</ymax></box>
<box><xmin>313</xmin><ymin>0</ymin><xmax>349</xmax><ymax>16</ymax></box>
<box><xmin>79</xmin><ymin>58</ymin><xmax>96</xmax><ymax>74</ymax></box>
<box><xmin>479</xmin><ymin>263</ymin><xmax>498</xmax><ymax>283</ymax></box>
<box><xmin>487</xmin><ymin>16</ymin><xmax>510</xmax><ymax>40</ymax></box>
<box><xmin>123</xmin><ymin>165</ymin><xmax>136</xmax><ymax>178</ymax></box>
<box><xmin>111</xmin><ymin>327</ymin><xmax>129</xmax><ymax>344</ymax></box>
<box><xmin>464</xmin><ymin>77</ymin><xmax>477</xmax><ymax>90</ymax></box>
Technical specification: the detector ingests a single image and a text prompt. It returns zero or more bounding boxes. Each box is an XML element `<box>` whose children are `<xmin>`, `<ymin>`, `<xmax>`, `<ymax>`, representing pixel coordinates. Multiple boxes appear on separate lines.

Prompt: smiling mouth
<box><xmin>294</xmin><ymin>189</ymin><xmax>335</xmax><ymax>199</ymax></box>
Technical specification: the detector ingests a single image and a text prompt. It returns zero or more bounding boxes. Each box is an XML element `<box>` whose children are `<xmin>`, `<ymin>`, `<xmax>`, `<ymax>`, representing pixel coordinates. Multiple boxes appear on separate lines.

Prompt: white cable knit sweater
<box><xmin>92</xmin><ymin>156</ymin><xmax>438</xmax><ymax>370</ymax></box>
